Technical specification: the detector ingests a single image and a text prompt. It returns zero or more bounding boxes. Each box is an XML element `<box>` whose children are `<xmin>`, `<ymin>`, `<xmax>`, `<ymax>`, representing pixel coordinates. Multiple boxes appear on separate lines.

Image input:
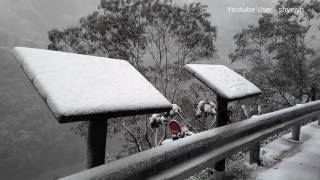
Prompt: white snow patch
<box><xmin>184</xmin><ymin>64</ymin><xmax>262</xmax><ymax>100</ymax></box>
<box><xmin>13</xmin><ymin>47</ymin><xmax>172</xmax><ymax>121</ymax></box>
<box><xmin>208</xmin><ymin>122</ymin><xmax>320</xmax><ymax>180</ymax></box>
<box><xmin>251</xmin><ymin>122</ymin><xmax>320</xmax><ymax>180</ymax></box>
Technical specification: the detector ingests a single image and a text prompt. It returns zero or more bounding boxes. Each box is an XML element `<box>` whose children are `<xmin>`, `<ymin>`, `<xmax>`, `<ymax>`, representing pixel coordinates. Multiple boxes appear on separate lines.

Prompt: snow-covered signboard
<box><xmin>13</xmin><ymin>47</ymin><xmax>172</xmax><ymax>123</ymax></box>
<box><xmin>184</xmin><ymin>64</ymin><xmax>262</xmax><ymax>101</ymax></box>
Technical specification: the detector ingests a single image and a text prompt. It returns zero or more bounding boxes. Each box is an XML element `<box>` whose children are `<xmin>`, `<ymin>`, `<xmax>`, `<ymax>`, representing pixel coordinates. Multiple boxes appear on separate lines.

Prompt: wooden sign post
<box><xmin>184</xmin><ymin>64</ymin><xmax>262</xmax><ymax>171</ymax></box>
<box><xmin>13</xmin><ymin>47</ymin><xmax>172</xmax><ymax>168</ymax></box>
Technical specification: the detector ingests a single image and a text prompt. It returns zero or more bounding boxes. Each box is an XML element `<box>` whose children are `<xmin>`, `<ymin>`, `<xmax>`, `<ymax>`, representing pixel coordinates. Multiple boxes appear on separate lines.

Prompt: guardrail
<box><xmin>60</xmin><ymin>100</ymin><xmax>320</xmax><ymax>180</ymax></box>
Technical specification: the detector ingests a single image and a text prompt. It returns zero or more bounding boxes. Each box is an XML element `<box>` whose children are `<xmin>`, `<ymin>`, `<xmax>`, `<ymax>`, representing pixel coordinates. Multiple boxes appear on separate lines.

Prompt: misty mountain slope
<box><xmin>0</xmin><ymin>47</ymin><xmax>87</xmax><ymax>179</ymax></box>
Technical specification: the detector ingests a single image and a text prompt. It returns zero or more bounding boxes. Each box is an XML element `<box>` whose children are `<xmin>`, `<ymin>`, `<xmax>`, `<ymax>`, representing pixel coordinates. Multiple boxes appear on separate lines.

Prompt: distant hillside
<box><xmin>0</xmin><ymin>47</ymin><xmax>87</xmax><ymax>179</ymax></box>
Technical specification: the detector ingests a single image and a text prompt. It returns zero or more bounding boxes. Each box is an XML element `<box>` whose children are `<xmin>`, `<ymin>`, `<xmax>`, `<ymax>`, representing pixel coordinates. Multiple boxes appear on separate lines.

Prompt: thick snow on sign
<box><xmin>184</xmin><ymin>64</ymin><xmax>262</xmax><ymax>101</ymax></box>
<box><xmin>13</xmin><ymin>47</ymin><xmax>172</xmax><ymax>123</ymax></box>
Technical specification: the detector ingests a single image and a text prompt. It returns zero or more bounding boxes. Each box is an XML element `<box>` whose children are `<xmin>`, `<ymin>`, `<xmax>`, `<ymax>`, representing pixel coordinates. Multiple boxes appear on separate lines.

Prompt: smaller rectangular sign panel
<box><xmin>184</xmin><ymin>64</ymin><xmax>262</xmax><ymax>101</ymax></box>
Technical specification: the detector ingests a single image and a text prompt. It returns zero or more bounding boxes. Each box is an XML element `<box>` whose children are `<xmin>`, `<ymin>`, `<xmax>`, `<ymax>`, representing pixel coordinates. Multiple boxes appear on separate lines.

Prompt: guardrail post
<box><xmin>87</xmin><ymin>120</ymin><xmax>107</xmax><ymax>168</ymax></box>
<box><xmin>250</xmin><ymin>142</ymin><xmax>261</xmax><ymax>165</ymax></box>
<box><xmin>291</xmin><ymin>103</ymin><xmax>303</xmax><ymax>141</ymax></box>
<box><xmin>311</xmin><ymin>86</ymin><xmax>319</xmax><ymax>126</ymax></box>
<box><xmin>292</xmin><ymin>125</ymin><xmax>300</xmax><ymax>141</ymax></box>
<box><xmin>214</xmin><ymin>95</ymin><xmax>228</xmax><ymax>171</ymax></box>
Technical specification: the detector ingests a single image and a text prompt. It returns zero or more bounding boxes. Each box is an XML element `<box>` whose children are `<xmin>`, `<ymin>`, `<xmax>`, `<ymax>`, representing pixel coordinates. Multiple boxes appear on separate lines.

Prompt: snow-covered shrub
<box><xmin>195</xmin><ymin>100</ymin><xmax>216</xmax><ymax>117</ymax></box>
<box><xmin>169</xmin><ymin>104</ymin><xmax>182</xmax><ymax>117</ymax></box>
<box><xmin>149</xmin><ymin>114</ymin><xmax>167</xmax><ymax>128</ymax></box>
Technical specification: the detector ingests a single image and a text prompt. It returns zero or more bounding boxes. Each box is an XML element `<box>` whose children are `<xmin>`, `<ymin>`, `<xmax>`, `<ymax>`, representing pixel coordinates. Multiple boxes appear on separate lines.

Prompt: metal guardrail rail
<box><xmin>60</xmin><ymin>100</ymin><xmax>320</xmax><ymax>180</ymax></box>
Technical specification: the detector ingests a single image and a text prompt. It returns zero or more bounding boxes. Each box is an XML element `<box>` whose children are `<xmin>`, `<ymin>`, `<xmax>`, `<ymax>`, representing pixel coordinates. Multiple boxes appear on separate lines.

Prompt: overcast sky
<box><xmin>0</xmin><ymin>0</ymin><xmax>278</xmax><ymax>62</ymax></box>
<box><xmin>0</xmin><ymin>0</ymin><xmax>99</xmax><ymax>48</ymax></box>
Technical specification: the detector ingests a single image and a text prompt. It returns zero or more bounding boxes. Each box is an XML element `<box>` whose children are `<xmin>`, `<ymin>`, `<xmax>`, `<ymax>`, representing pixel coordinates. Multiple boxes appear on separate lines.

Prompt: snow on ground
<box><xmin>12</xmin><ymin>47</ymin><xmax>172</xmax><ymax>122</ymax></box>
<box><xmin>253</xmin><ymin>122</ymin><xmax>320</xmax><ymax>180</ymax></box>
<box><xmin>187</xmin><ymin>122</ymin><xmax>320</xmax><ymax>180</ymax></box>
<box><xmin>183</xmin><ymin>64</ymin><xmax>262</xmax><ymax>100</ymax></box>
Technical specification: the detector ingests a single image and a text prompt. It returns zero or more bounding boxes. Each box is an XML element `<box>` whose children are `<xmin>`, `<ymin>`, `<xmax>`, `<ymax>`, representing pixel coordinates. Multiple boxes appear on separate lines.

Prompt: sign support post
<box><xmin>214</xmin><ymin>95</ymin><xmax>228</xmax><ymax>171</ymax></box>
<box><xmin>87</xmin><ymin>120</ymin><xmax>107</xmax><ymax>168</ymax></box>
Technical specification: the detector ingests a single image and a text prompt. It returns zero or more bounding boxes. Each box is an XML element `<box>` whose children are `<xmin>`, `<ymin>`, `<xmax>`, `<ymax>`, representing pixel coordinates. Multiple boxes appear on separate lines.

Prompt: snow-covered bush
<box><xmin>149</xmin><ymin>114</ymin><xmax>167</xmax><ymax>128</ymax></box>
<box><xmin>169</xmin><ymin>104</ymin><xmax>182</xmax><ymax>117</ymax></box>
<box><xmin>195</xmin><ymin>100</ymin><xmax>216</xmax><ymax>117</ymax></box>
